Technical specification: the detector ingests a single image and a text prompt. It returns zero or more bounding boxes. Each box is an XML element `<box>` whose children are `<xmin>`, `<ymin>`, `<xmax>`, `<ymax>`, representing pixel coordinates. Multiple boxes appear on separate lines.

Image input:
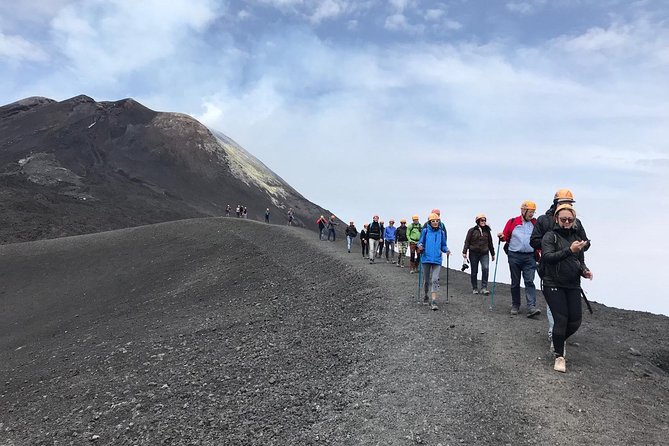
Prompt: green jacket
<box><xmin>407</xmin><ymin>222</ymin><xmax>422</xmax><ymax>243</ymax></box>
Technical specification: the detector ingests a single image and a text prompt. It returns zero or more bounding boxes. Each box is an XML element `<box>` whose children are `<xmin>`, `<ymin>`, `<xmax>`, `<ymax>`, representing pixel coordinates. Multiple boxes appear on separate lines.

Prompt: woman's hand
<box><xmin>583</xmin><ymin>269</ymin><xmax>594</xmax><ymax>279</ymax></box>
<box><xmin>570</xmin><ymin>240</ymin><xmax>588</xmax><ymax>253</ymax></box>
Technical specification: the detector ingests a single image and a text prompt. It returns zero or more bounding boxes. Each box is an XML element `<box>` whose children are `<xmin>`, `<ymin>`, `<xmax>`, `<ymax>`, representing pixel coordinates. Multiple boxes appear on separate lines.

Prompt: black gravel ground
<box><xmin>1</xmin><ymin>218</ymin><xmax>667</xmax><ymax>445</ymax></box>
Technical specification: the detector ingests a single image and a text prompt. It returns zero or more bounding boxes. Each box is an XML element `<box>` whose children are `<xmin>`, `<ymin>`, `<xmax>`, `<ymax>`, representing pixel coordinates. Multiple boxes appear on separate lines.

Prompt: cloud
<box><xmin>50</xmin><ymin>0</ymin><xmax>218</xmax><ymax>81</ymax></box>
<box><xmin>309</xmin><ymin>0</ymin><xmax>349</xmax><ymax>24</ymax></box>
<box><xmin>506</xmin><ymin>0</ymin><xmax>546</xmax><ymax>15</ymax></box>
<box><xmin>0</xmin><ymin>31</ymin><xmax>48</xmax><ymax>62</ymax></box>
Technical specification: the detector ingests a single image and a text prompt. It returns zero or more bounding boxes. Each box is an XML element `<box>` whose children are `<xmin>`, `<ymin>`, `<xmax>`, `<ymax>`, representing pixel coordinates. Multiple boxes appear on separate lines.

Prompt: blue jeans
<box><xmin>347</xmin><ymin>235</ymin><xmax>355</xmax><ymax>250</ymax></box>
<box><xmin>469</xmin><ymin>251</ymin><xmax>489</xmax><ymax>290</ymax></box>
<box><xmin>508</xmin><ymin>251</ymin><xmax>537</xmax><ymax>309</ymax></box>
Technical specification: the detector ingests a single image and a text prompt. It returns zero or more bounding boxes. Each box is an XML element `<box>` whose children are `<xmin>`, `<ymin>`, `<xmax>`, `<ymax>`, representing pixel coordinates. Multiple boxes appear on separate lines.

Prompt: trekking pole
<box><xmin>417</xmin><ymin>261</ymin><xmax>422</xmax><ymax>303</ymax></box>
<box><xmin>490</xmin><ymin>239</ymin><xmax>502</xmax><ymax>310</ymax></box>
<box><xmin>446</xmin><ymin>254</ymin><xmax>450</xmax><ymax>303</ymax></box>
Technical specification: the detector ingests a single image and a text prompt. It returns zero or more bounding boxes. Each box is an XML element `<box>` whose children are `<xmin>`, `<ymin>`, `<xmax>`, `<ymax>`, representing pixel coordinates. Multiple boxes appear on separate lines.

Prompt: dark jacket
<box><xmin>541</xmin><ymin>225</ymin><xmax>590</xmax><ymax>289</ymax></box>
<box><xmin>462</xmin><ymin>225</ymin><xmax>495</xmax><ymax>256</ymax></box>
<box><xmin>395</xmin><ymin>226</ymin><xmax>408</xmax><ymax>242</ymax></box>
<box><xmin>360</xmin><ymin>229</ymin><xmax>367</xmax><ymax>243</ymax></box>
<box><xmin>345</xmin><ymin>225</ymin><xmax>358</xmax><ymax>237</ymax></box>
<box><xmin>366</xmin><ymin>221</ymin><xmax>382</xmax><ymax>240</ymax></box>
<box><xmin>531</xmin><ymin>206</ymin><xmax>590</xmax><ymax>252</ymax></box>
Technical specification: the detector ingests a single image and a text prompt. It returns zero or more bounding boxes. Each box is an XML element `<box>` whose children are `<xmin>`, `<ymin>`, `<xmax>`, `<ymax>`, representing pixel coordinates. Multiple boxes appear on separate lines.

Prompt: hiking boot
<box><xmin>396</xmin><ymin>263</ymin><xmax>401</xmax><ymax>267</ymax></box>
<box><xmin>369</xmin><ymin>259</ymin><xmax>374</xmax><ymax>264</ymax></box>
<box><xmin>423</xmin><ymin>295</ymin><xmax>429</xmax><ymax>305</ymax></box>
<box><xmin>480</xmin><ymin>288</ymin><xmax>490</xmax><ymax>295</ymax></box>
<box><xmin>472</xmin><ymin>289</ymin><xmax>479</xmax><ymax>295</ymax></box>
<box><xmin>554</xmin><ymin>356</ymin><xmax>566</xmax><ymax>373</ymax></box>
<box><xmin>410</xmin><ymin>269</ymin><xmax>415</xmax><ymax>274</ymax></box>
<box><xmin>430</xmin><ymin>301</ymin><xmax>439</xmax><ymax>311</ymax></box>
<box><xmin>527</xmin><ymin>307</ymin><xmax>542</xmax><ymax>318</ymax></box>
<box><xmin>510</xmin><ymin>306</ymin><xmax>519</xmax><ymax>315</ymax></box>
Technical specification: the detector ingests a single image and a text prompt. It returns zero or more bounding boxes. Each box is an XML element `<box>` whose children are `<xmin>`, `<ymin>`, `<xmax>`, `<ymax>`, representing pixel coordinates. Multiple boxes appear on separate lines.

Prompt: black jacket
<box><xmin>531</xmin><ymin>206</ymin><xmax>590</xmax><ymax>252</ymax></box>
<box><xmin>345</xmin><ymin>225</ymin><xmax>358</xmax><ymax>237</ymax></box>
<box><xmin>541</xmin><ymin>225</ymin><xmax>590</xmax><ymax>289</ymax></box>
<box><xmin>395</xmin><ymin>226</ymin><xmax>408</xmax><ymax>242</ymax></box>
<box><xmin>367</xmin><ymin>221</ymin><xmax>382</xmax><ymax>240</ymax></box>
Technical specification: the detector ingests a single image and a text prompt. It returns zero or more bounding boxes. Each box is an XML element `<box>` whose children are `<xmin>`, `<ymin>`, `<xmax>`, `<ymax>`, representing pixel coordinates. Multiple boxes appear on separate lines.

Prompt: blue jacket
<box><xmin>384</xmin><ymin>226</ymin><xmax>396</xmax><ymax>241</ymax></box>
<box><xmin>418</xmin><ymin>226</ymin><xmax>449</xmax><ymax>265</ymax></box>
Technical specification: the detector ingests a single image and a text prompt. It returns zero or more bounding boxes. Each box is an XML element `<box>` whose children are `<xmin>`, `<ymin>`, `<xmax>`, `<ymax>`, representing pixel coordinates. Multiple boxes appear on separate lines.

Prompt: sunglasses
<box><xmin>429</xmin><ymin>219</ymin><xmax>439</xmax><ymax>223</ymax></box>
<box><xmin>559</xmin><ymin>217</ymin><xmax>575</xmax><ymax>223</ymax></box>
<box><xmin>479</xmin><ymin>219</ymin><xmax>486</xmax><ymax>222</ymax></box>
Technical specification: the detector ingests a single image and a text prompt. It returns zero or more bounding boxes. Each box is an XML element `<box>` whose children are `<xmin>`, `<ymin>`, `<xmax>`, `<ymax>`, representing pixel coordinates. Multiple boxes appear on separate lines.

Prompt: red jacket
<box><xmin>500</xmin><ymin>216</ymin><xmax>536</xmax><ymax>242</ymax></box>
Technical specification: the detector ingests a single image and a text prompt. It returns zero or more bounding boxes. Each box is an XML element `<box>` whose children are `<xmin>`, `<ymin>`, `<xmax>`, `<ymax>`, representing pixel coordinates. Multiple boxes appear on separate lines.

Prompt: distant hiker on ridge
<box><xmin>360</xmin><ymin>224</ymin><xmax>369</xmax><ymax>258</ymax></box>
<box><xmin>236</xmin><ymin>205</ymin><xmax>241</xmax><ymax>218</ymax></box>
<box><xmin>407</xmin><ymin>215</ymin><xmax>422</xmax><ymax>274</ymax></box>
<box><xmin>498</xmin><ymin>201</ymin><xmax>540</xmax><ymax>317</ymax></box>
<box><xmin>242</xmin><ymin>206</ymin><xmax>248</xmax><ymax>219</ymax></box>
<box><xmin>417</xmin><ymin>212</ymin><xmax>451</xmax><ymax>311</ymax></box>
<box><xmin>531</xmin><ymin>189</ymin><xmax>590</xmax><ymax>347</ymax></box>
<box><xmin>540</xmin><ymin>203</ymin><xmax>593</xmax><ymax>373</ymax></box>
<box><xmin>377</xmin><ymin>220</ymin><xmax>385</xmax><ymax>259</ymax></box>
<box><xmin>327</xmin><ymin>215</ymin><xmax>338</xmax><ymax>241</ymax></box>
<box><xmin>366</xmin><ymin>216</ymin><xmax>383</xmax><ymax>264</ymax></box>
<box><xmin>384</xmin><ymin>219</ymin><xmax>397</xmax><ymax>263</ymax></box>
<box><xmin>225</xmin><ymin>204</ymin><xmax>231</xmax><ymax>217</ymax></box>
<box><xmin>287</xmin><ymin>208</ymin><xmax>294</xmax><ymax>226</ymax></box>
<box><xmin>462</xmin><ymin>214</ymin><xmax>495</xmax><ymax>295</ymax></box>
<box><xmin>345</xmin><ymin>221</ymin><xmax>358</xmax><ymax>253</ymax></box>
<box><xmin>395</xmin><ymin>218</ymin><xmax>408</xmax><ymax>268</ymax></box>
<box><xmin>265</xmin><ymin>208</ymin><xmax>270</xmax><ymax>223</ymax></box>
<box><xmin>316</xmin><ymin>215</ymin><xmax>327</xmax><ymax>240</ymax></box>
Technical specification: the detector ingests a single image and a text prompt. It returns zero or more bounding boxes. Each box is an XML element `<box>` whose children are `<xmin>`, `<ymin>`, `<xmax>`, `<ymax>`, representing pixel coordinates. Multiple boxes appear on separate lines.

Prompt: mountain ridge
<box><xmin>0</xmin><ymin>95</ymin><xmax>335</xmax><ymax>243</ymax></box>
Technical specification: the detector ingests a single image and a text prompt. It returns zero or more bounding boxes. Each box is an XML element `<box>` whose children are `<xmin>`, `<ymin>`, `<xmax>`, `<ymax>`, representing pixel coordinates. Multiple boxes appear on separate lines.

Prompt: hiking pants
<box><xmin>542</xmin><ymin>286</ymin><xmax>582</xmax><ymax>357</ymax></box>
<box><xmin>469</xmin><ymin>251</ymin><xmax>489</xmax><ymax>290</ymax></box>
<box><xmin>508</xmin><ymin>251</ymin><xmax>537</xmax><ymax>309</ymax></box>
<box><xmin>377</xmin><ymin>240</ymin><xmax>384</xmax><ymax>257</ymax></box>
<box><xmin>328</xmin><ymin>228</ymin><xmax>336</xmax><ymax>241</ymax></box>
<box><xmin>409</xmin><ymin>242</ymin><xmax>420</xmax><ymax>269</ymax></box>
<box><xmin>384</xmin><ymin>240</ymin><xmax>395</xmax><ymax>260</ymax></box>
<box><xmin>346</xmin><ymin>235</ymin><xmax>355</xmax><ymax>251</ymax></box>
<box><xmin>361</xmin><ymin>239</ymin><xmax>369</xmax><ymax>257</ymax></box>
<box><xmin>422</xmin><ymin>263</ymin><xmax>441</xmax><ymax>295</ymax></box>
<box><xmin>397</xmin><ymin>241</ymin><xmax>408</xmax><ymax>266</ymax></box>
<box><xmin>368</xmin><ymin>239</ymin><xmax>380</xmax><ymax>261</ymax></box>
<box><xmin>319</xmin><ymin>226</ymin><xmax>325</xmax><ymax>240</ymax></box>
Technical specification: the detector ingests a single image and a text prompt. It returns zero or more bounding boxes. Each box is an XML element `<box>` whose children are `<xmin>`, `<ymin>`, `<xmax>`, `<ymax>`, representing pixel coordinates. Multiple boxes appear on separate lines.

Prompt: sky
<box><xmin>1</xmin><ymin>0</ymin><xmax>668</xmax><ymax>315</ymax></box>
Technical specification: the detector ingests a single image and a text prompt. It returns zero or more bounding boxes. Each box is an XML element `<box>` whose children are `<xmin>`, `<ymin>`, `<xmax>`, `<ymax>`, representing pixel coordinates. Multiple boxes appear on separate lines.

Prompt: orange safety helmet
<box><xmin>399</xmin><ymin>218</ymin><xmax>407</xmax><ymax>223</ymax></box>
<box><xmin>554</xmin><ymin>189</ymin><xmax>575</xmax><ymax>203</ymax></box>
<box><xmin>411</xmin><ymin>215</ymin><xmax>419</xmax><ymax>221</ymax></box>
<box><xmin>428</xmin><ymin>212</ymin><xmax>439</xmax><ymax>221</ymax></box>
<box><xmin>521</xmin><ymin>200</ymin><xmax>537</xmax><ymax>210</ymax></box>
<box><xmin>554</xmin><ymin>203</ymin><xmax>576</xmax><ymax>217</ymax></box>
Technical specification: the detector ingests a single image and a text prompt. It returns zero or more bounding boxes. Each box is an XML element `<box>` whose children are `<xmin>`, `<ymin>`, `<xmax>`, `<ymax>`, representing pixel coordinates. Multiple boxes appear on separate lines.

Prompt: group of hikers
<box><xmin>333</xmin><ymin>189</ymin><xmax>592</xmax><ymax>374</ymax></box>
<box><xmin>225</xmin><ymin>204</ymin><xmax>248</xmax><ymax>219</ymax></box>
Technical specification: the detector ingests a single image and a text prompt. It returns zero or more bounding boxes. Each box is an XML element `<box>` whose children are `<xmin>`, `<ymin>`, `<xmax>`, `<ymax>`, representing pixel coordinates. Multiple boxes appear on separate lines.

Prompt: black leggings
<box><xmin>543</xmin><ymin>286</ymin><xmax>582</xmax><ymax>357</ymax></box>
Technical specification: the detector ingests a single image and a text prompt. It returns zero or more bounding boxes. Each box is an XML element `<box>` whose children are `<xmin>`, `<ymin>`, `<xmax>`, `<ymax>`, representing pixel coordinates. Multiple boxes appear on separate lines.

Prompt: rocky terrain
<box><xmin>0</xmin><ymin>96</ymin><xmax>335</xmax><ymax>244</ymax></box>
<box><xmin>1</xmin><ymin>218</ymin><xmax>667</xmax><ymax>445</ymax></box>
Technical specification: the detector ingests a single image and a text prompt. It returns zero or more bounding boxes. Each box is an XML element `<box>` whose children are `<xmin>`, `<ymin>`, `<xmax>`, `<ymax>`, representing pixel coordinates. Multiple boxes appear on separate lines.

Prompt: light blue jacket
<box><xmin>418</xmin><ymin>226</ymin><xmax>449</xmax><ymax>265</ymax></box>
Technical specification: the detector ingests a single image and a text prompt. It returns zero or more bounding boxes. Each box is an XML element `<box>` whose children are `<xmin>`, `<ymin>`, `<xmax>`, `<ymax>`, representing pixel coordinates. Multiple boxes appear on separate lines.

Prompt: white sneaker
<box><xmin>554</xmin><ymin>356</ymin><xmax>566</xmax><ymax>373</ymax></box>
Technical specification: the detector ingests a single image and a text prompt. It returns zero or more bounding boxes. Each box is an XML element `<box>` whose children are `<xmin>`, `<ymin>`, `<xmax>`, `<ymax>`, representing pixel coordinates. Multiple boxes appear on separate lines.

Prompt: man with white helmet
<box><xmin>498</xmin><ymin>201</ymin><xmax>541</xmax><ymax>317</ymax></box>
